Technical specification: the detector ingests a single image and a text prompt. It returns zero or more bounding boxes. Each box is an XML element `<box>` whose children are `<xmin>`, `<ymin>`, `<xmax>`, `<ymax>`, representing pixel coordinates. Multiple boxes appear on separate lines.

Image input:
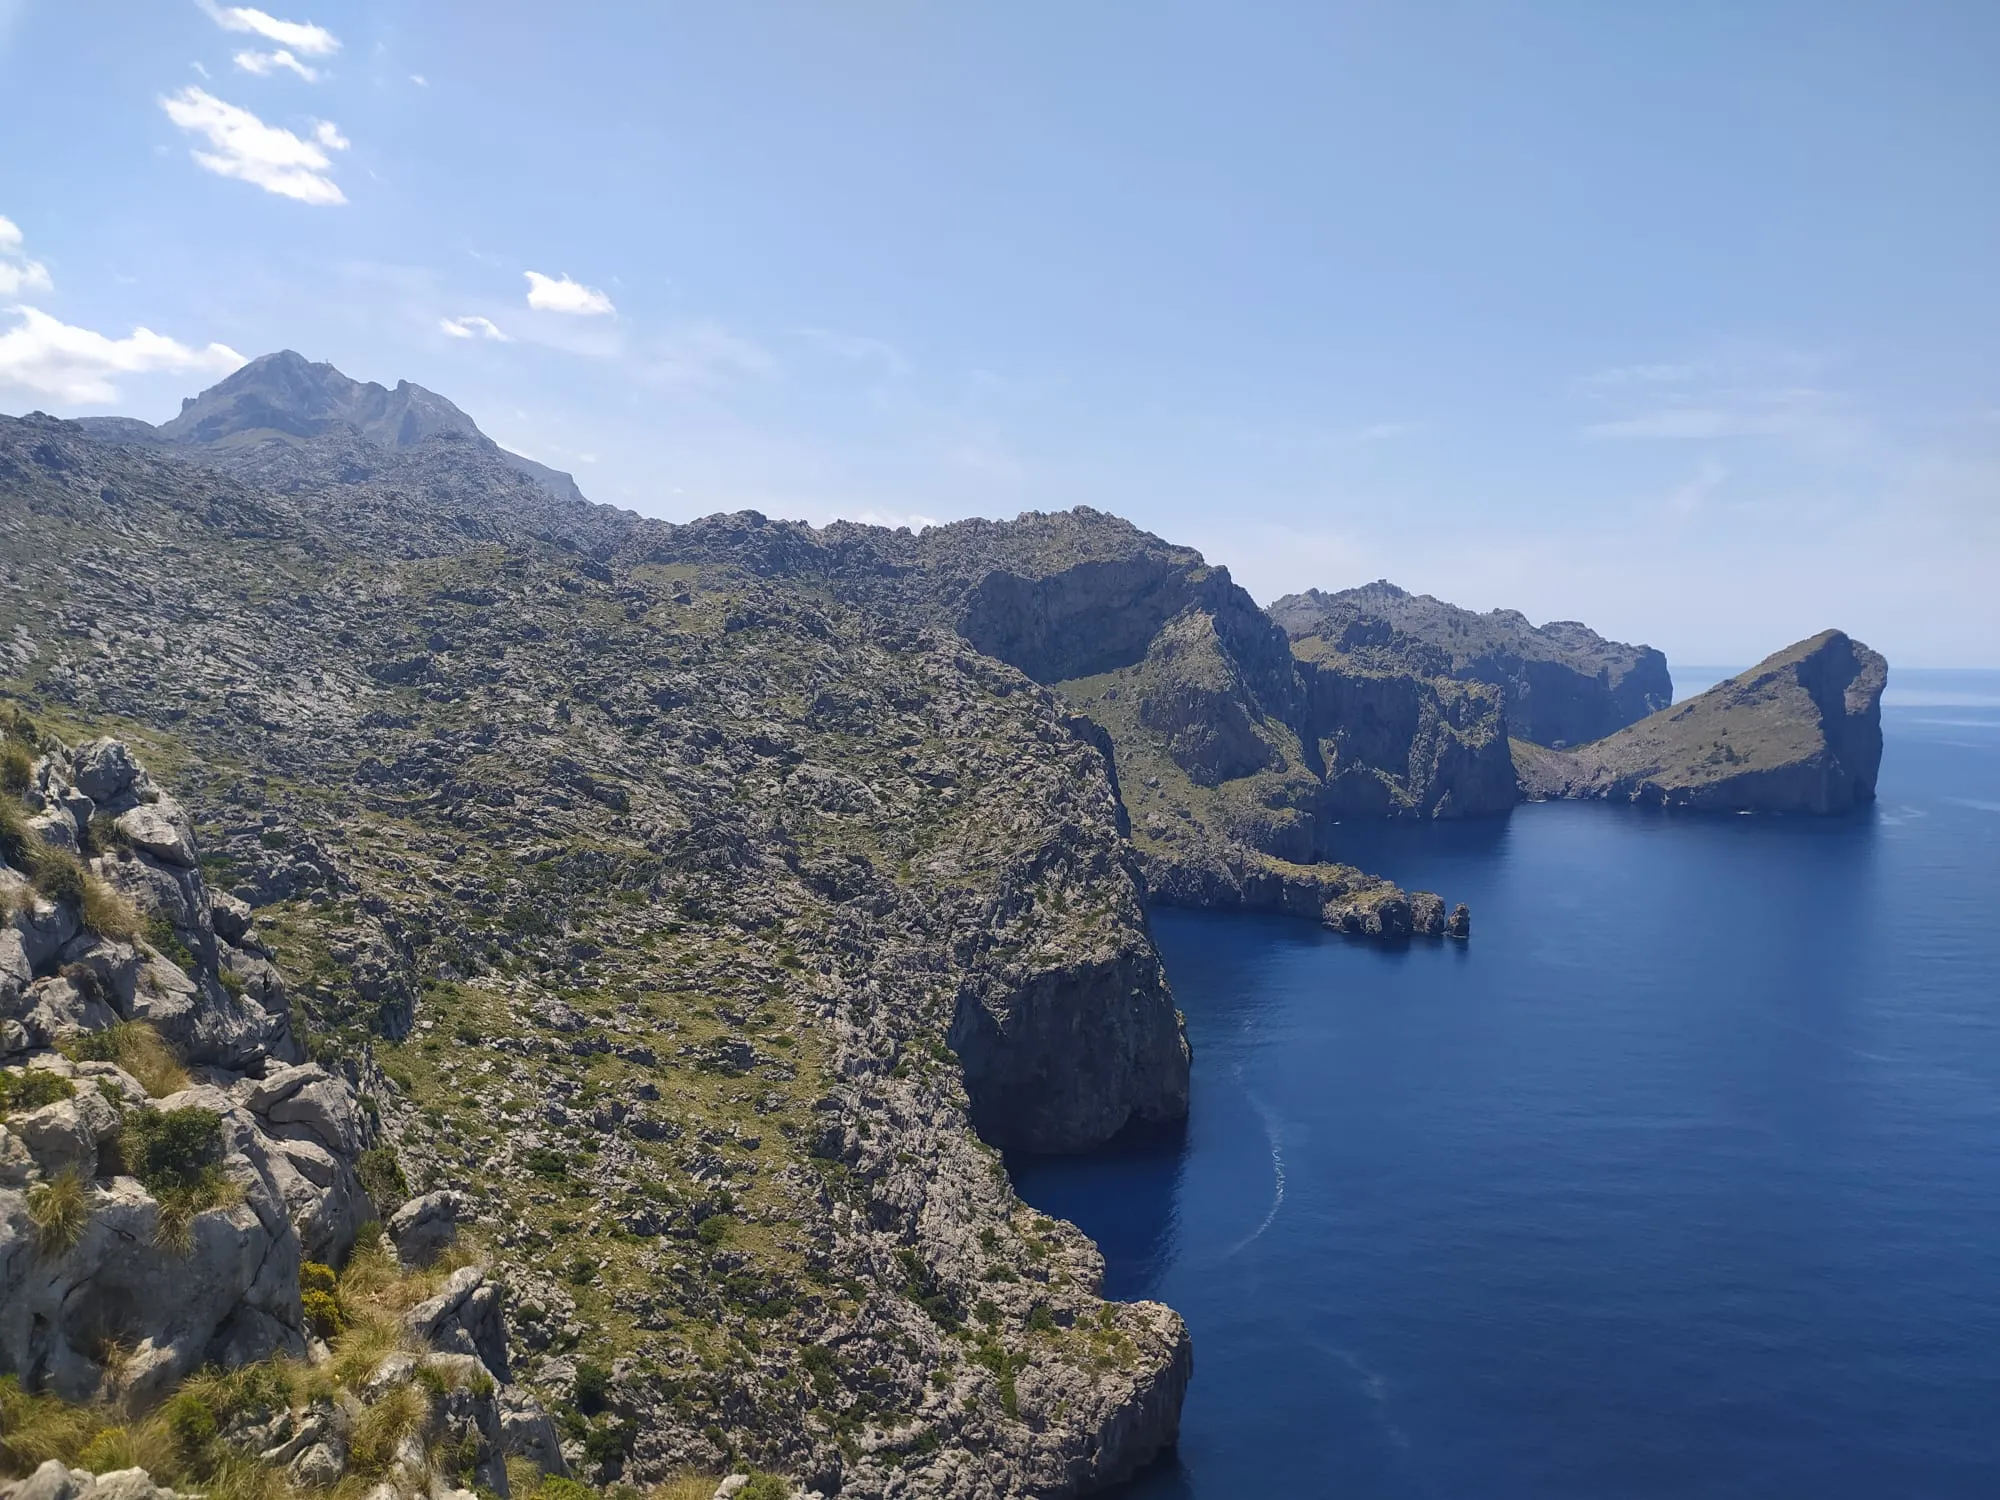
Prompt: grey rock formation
<box><xmin>1517</xmin><ymin>630</ymin><xmax>1887</xmax><ymax>813</ymax></box>
<box><xmin>82</xmin><ymin>350</ymin><xmax>586</xmax><ymax>507</ymax></box>
<box><xmin>1274</xmin><ymin>580</ymin><xmax>1673</xmax><ymax>746</ymax></box>
<box><xmin>388</xmin><ymin>1189</ymin><xmax>462</xmax><ymax>1267</ymax></box>
<box><xmin>1</xmin><ymin>740</ymin><xmax>378</xmax><ymax>1397</ymax></box>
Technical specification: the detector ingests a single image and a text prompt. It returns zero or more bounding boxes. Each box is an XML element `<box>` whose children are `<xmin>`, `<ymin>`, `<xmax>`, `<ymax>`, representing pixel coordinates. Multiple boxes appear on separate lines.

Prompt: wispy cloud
<box><xmin>0</xmin><ymin>306</ymin><xmax>243</xmax><ymax>405</ymax></box>
<box><xmin>637</xmin><ymin>322</ymin><xmax>778</xmax><ymax>389</ymax></box>
<box><xmin>233</xmin><ymin>47</ymin><xmax>320</xmax><ymax>81</ymax></box>
<box><xmin>1578</xmin><ymin>348</ymin><xmax>1860</xmax><ymax>449</ymax></box>
<box><xmin>0</xmin><ymin>215</ymin><xmax>53</xmax><ymax>297</ymax></box>
<box><xmin>1664</xmin><ymin>458</ymin><xmax>1728</xmax><ymax>516</ymax></box>
<box><xmin>196</xmin><ymin>2</ymin><xmax>338</xmax><ymax>57</ymax></box>
<box><xmin>795</xmin><ymin>326</ymin><xmax>911</xmax><ymax>377</ymax></box>
<box><xmin>159</xmin><ymin>87</ymin><xmax>347</xmax><ymax>203</ymax></box>
<box><xmin>524</xmin><ymin>270</ymin><xmax>614</xmax><ymax>316</ymax></box>
<box><xmin>440</xmin><ymin>314</ymin><xmax>509</xmax><ymax>341</ymax></box>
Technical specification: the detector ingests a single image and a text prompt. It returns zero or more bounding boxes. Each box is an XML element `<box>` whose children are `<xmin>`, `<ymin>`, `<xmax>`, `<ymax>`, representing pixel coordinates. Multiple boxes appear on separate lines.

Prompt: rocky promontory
<box><xmin>1515</xmin><ymin>630</ymin><xmax>1887</xmax><ymax>813</ymax></box>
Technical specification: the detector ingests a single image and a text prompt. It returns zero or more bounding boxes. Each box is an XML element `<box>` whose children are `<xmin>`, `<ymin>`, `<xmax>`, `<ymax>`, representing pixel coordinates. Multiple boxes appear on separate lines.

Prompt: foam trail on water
<box><xmin>1222</xmin><ymin>1090</ymin><xmax>1286</xmax><ymax>1258</ymax></box>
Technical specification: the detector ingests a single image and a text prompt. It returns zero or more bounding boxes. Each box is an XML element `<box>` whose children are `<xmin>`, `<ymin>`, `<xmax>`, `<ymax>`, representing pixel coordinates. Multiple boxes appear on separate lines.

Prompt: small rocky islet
<box><xmin>0</xmin><ymin>352</ymin><xmax>1886</xmax><ymax>1500</ymax></box>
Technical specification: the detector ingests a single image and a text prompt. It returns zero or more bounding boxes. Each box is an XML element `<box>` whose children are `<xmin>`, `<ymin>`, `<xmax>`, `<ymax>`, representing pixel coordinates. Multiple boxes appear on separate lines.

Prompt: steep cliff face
<box><xmin>1301</xmin><ymin>662</ymin><xmax>1515</xmax><ymax>822</ymax></box>
<box><xmin>1517</xmin><ymin>630</ymin><xmax>1886</xmax><ymax>813</ymax></box>
<box><xmin>1276</xmin><ymin>580</ymin><xmax>1672</xmax><ymax>746</ymax></box>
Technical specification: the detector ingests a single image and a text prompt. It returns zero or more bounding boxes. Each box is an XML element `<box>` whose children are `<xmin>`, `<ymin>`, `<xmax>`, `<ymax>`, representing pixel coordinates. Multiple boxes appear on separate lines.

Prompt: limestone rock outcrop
<box><xmin>1</xmin><ymin>738</ymin><xmax>376</xmax><ymax>1402</ymax></box>
<box><xmin>1274</xmin><ymin>580</ymin><xmax>1672</xmax><ymax>746</ymax></box>
<box><xmin>1516</xmin><ymin>630</ymin><xmax>1886</xmax><ymax>813</ymax></box>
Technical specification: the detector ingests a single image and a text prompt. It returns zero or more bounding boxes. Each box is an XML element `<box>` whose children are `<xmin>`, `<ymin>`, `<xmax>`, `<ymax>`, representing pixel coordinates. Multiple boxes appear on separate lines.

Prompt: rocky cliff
<box><xmin>1515</xmin><ymin>630</ymin><xmax>1886</xmax><ymax>813</ymax></box>
<box><xmin>0</xmin><ymin>406</ymin><xmax>1192</xmax><ymax>1498</ymax></box>
<box><xmin>3</xmin><ymin>731</ymin><xmax>569</xmax><ymax>1500</ymax></box>
<box><xmin>1274</xmin><ymin>580</ymin><xmax>1672</xmax><ymax>747</ymax></box>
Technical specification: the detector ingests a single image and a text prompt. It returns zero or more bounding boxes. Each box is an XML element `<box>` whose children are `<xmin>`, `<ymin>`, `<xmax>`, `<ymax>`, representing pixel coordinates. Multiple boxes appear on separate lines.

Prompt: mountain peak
<box><xmin>148</xmin><ymin>351</ymin><xmax>584</xmax><ymax>504</ymax></box>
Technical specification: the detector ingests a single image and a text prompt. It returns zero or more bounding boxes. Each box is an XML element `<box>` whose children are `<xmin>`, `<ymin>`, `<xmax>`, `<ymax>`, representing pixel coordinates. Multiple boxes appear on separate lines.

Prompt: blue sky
<box><xmin>1</xmin><ymin>2</ymin><xmax>1995</xmax><ymax>666</ymax></box>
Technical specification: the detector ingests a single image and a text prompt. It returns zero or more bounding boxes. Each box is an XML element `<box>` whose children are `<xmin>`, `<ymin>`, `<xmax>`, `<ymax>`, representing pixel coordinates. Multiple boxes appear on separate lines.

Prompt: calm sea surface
<box><xmin>1012</xmin><ymin>669</ymin><xmax>2000</xmax><ymax>1498</ymax></box>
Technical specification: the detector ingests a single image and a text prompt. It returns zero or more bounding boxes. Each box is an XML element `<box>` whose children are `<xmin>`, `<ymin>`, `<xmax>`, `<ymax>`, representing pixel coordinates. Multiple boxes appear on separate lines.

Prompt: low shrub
<box><xmin>0</xmin><ymin>1068</ymin><xmax>75</xmax><ymax>1115</ymax></box>
<box><xmin>0</xmin><ymin>740</ymin><xmax>32</xmax><ymax>795</ymax></box>
<box><xmin>121</xmin><ymin>1105</ymin><xmax>238</xmax><ymax>1250</ymax></box>
<box><xmin>356</xmin><ymin>1145</ymin><xmax>409</xmax><ymax>1207</ymax></box>
<box><xmin>301</xmin><ymin>1289</ymin><xmax>346</xmax><ymax>1339</ymax></box>
<box><xmin>739</xmin><ymin>1475</ymin><xmax>791</xmax><ymax>1500</ymax></box>
<box><xmin>30</xmin><ymin>846</ymin><xmax>87</xmax><ymax>909</ymax></box>
<box><xmin>572</xmin><ymin>1359</ymin><xmax>610</xmax><ymax>1413</ymax></box>
<box><xmin>143</xmin><ymin>912</ymin><xmax>198</xmax><ymax>973</ymax></box>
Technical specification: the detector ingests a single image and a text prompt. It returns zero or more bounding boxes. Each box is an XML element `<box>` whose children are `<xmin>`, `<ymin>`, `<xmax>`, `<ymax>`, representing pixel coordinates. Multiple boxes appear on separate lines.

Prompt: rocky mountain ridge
<box><xmin>76</xmin><ymin>351</ymin><xmax>586</xmax><ymax>507</ymax></box>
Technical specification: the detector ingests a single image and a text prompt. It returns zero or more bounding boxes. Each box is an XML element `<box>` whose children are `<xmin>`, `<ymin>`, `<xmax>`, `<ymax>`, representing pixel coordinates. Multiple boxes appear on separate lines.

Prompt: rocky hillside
<box><xmin>1515</xmin><ymin>630</ymin><xmax>1886</xmax><ymax>813</ymax></box>
<box><xmin>1272</xmin><ymin>580</ymin><xmax>1672</xmax><ymax>746</ymax></box>
<box><xmin>77</xmin><ymin>351</ymin><xmax>585</xmax><ymax>506</ymax></box>
<box><xmin>4</xmin><ymin>731</ymin><xmax>572</xmax><ymax>1500</ymax></box>
<box><xmin>1</xmin><ymin>409</ymin><xmax>1194</xmax><ymax>1498</ymax></box>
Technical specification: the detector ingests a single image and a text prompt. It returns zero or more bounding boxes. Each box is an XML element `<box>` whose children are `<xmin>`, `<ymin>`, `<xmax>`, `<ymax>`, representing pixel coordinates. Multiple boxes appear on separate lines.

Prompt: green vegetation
<box><xmin>27</xmin><ymin>1170</ymin><xmax>91</xmax><ymax>1254</ymax></box>
<box><xmin>60</xmin><ymin>1020</ymin><xmax>188</xmax><ymax>1098</ymax></box>
<box><xmin>120</xmin><ymin>1105</ymin><xmax>240</xmax><ymax>1250</ymax></box>
<box><xmin>356</xmin><ymin>1144</ymin><xmax>409</xmax><ymax>1208</ymax></box>
<box><xmin>0</xmin><ymin>1067</ymin><xmax>75</xmax><ymax>1115</ymax></box>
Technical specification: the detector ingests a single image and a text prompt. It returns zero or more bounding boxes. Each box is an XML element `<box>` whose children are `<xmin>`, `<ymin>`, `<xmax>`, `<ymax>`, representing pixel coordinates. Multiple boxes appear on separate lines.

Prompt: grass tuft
<box><xmin>27</xmin><ymin>1170</ymin><xmax>91</xmax><ymax>1255</ymax></box>
<box><xmin>62</xmin><ymin>1020</ymin><xmax>188</xmax><ymax>1098</ymax></box>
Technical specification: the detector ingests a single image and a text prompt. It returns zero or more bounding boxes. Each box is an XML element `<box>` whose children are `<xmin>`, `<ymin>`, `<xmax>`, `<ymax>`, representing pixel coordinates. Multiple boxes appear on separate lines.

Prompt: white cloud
<box><xmin>439</xmin><ymin>315</ymin><xmax>510</xmax><ymax>341</ymax></box>
<box><xmin>196</xmin><ymin>1</ymin><xmax>338</xmax><ymax>56</ymax></box>
<box><xmin>0</xmin><ymin>214</ymin><xmax>53</xmax><ymax>296</ymax></box>
<box><xmin>524</xmin><ymin>271</ymin><xmax>614</xmax><ymax>316</ymax></box>
<box><xmin>0</xmin><ymin>306</ymin><xmax>244</xmax><ymax>406</ymax></box>
<box><xmin>233</xmin><ymin>47</ymin><xmax>320</xmax><ymax>81</ymax></box>
<box><xmin>410</xmin><ymin>73</ymin><xmax>428</xmax><ymax>87</ymax></box>
<box><xmin>159</xmin><ymin>87</ymin><xmax>347</xmax><ymax>204</ymax></box>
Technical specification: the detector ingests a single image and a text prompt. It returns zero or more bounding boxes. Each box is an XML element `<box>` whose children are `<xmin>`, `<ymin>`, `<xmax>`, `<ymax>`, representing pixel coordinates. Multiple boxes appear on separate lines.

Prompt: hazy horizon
<box><xmin>2</xmin><ymin>2</ymin><xmax>1995</xmax><ymax>666</ymax></box>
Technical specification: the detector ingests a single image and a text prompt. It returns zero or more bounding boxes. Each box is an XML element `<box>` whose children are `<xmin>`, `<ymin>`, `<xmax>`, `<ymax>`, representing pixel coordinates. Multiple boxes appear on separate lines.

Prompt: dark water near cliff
<box><xmin>1012</xmin><ymin>670</ymin><xmax>2000</xmax><ymax>1498</ymax></box>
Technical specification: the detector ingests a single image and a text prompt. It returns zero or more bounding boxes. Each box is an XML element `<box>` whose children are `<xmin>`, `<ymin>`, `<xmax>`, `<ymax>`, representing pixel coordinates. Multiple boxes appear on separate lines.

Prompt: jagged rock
<box><xmin>115</xmin><ymin>801</ymin><xmax>198</xmax><ymax>869</ymax></box>
<box><xmin>210</xmin><ymin>891</ymin><xmax>254</xmax><ymax>944</ymax></box>
<box><xmin>69</xmin><ymin>740</ymin><xmax>141</xmax><ymax>807</ymax></box>
<box><xmin>387</xmin><ymin>1190</ymin><xmax>461</xmax><ymax>1268</ymax></box>
<box><xmin>1447</xmin><ymin>903</ymin><xmax>1471</xmax><ymax>939</ymax></box>
<box><xmin>1</xmin><ymin>1463</ymin><xmax>180</xmax><ymax>1500</ymax></box>
<box><xmin>405</xmin><ymin>1267</ymin><xmax>510</xmax><ymax>1381</ymax></box>
<box><xmin>497</xmin><ymin>1386</ymin><xmax>569</xmax><ymax>1477</ymax></box>
<box><xmin>4</xmin><ymin>1086</ymin><xmax>117</xmax><ymax>1179</ymax></box>
<box><xmin>1273</xmin><ymin>581</ymin><xmax>1672</xmax><ymax>747</ymax></box>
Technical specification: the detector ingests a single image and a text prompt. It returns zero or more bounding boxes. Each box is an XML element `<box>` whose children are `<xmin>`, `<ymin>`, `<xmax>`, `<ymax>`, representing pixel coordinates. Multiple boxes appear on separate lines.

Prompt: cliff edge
<box><xmin>1515</xmin><ymin>630</ymin><xmax>1886</xmax><ymax>813</ymax></box>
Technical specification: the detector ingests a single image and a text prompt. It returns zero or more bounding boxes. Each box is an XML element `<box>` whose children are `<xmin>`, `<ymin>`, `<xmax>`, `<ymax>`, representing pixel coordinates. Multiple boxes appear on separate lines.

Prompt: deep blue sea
<box><xmin>1013</xmin><ymin>669</ymin><xmax>2000</xmax><ymax>1499</ymax></box>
